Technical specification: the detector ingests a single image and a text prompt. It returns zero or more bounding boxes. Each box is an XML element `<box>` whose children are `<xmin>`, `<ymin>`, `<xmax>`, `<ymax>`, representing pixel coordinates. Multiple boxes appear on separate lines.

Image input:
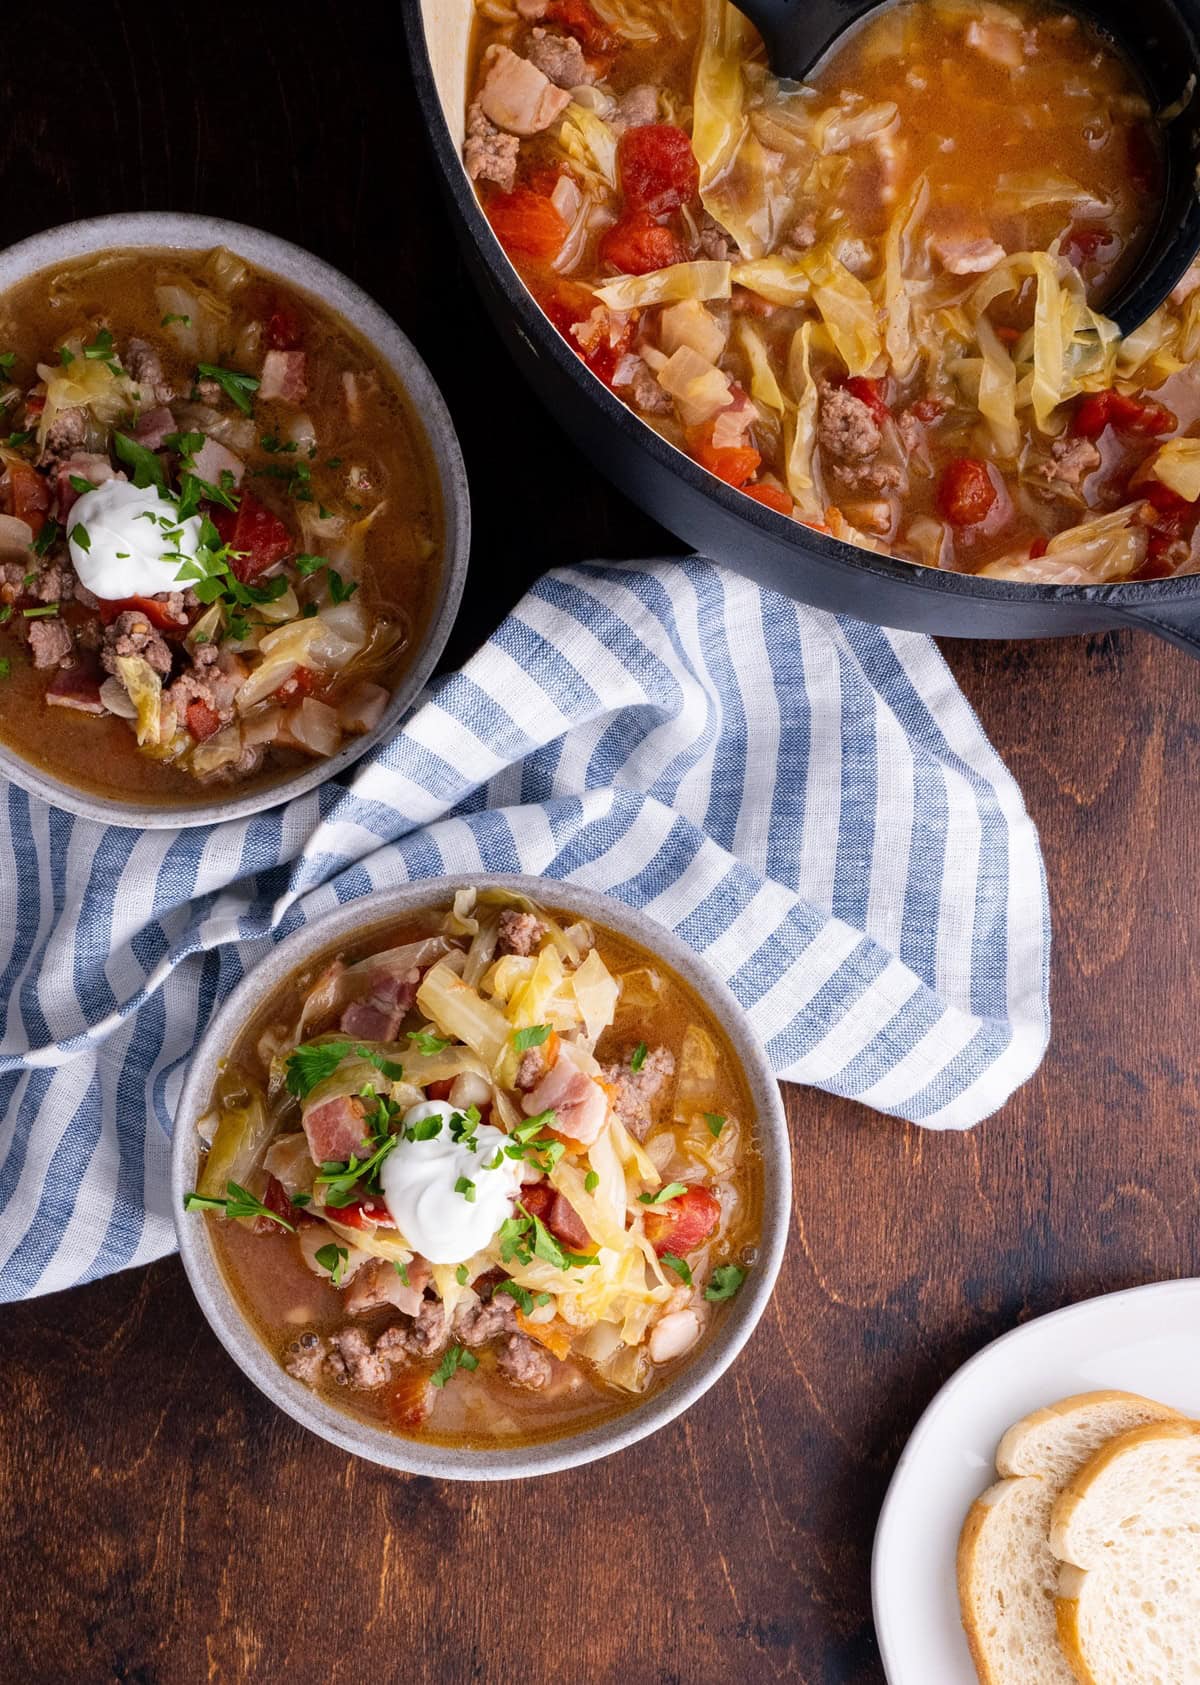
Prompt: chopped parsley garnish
<box><xmin>113</xmin><ymin>430</ymin><xmax>168</xmax><ymax>493</ymax></box>
<box><xmin>183</xmin><ymin>1180</ymin><xmax>295</xmax><ymax>1231</ymax></box>
<box><xmin>455</xmin><ymin>1264</ymin><xmax>469</xmax><ymax>1286</ymax></box>
<box><xmin>394</xmin><ymin>1260</ymin><xmax>410</xmax><ymax>1286</ymax></box>
<box><xmin>494</xmin><ymin>1279</ymin><xmax>533</xmax><ymax>1313</ymax></box>
<box><xmin>32</xmin><ymin>520</ymin><xmax>61</xmax><ymax>558</ymax></box>
<box><xmin>314</xmin><ymin>1136</ymin><xmax>397</xmax><ymax>1207</ymax></box>
<box><xmin>661</xmin><ymin>1253</ymin><xmax>693</xmax><ymax>1285</ymax></box>
<box><xmin>0</xmin><ymin>658</ymin><xmax>10</xmax><ymax>680</ymax></box>
<box><xmin>704</xmin><ymin>1264</ymin><xmax>746</xmax><ymax>1302</ymax></box>
<box><xmin>197</xmin><ymin>362</ymin><xmax>260</xmax><ymax>415</ymax></box>
<box><xmin>0</xmin><ymin>351</ymin><xmax>14</xmax><ymax>372</ymax></box>
<box><xmin>512</xmin><ymin>1024</ymin><xmax>551</xmax><ymax>1052</ymax></box>
<box><xmin>448</xmin><ymin>1107</ymin><xmax>481</xmax><ymax>1153</ymax></box>
<box><xmin>69</xmin><ymin>522</ymin><xmax>91</xmax><ymax>553</ymax></box>
<box><xmin>454</xmin><ymin>1175</ymin><xmax>476</xmax><ymax>1203</ymax></box>
<box><xmin>408</xmin><ymin>1030</ymin><xmax>449</xmax><ymax>1055</ymax></box>
<box><xmin>58</xmin><ymin>345</ymin><xmax>75</xmax><ymax>366</ymax></box>
<box><xmin>5</xmin><ymin>430</ymin><xmax>33</xmax><ymax>448</ymax></box>
<box><xmin>504</xmin><ymin>1204</ymin><xmax>599</xmax><ymax>1273</ymax></box>
<box><xmin>638</xmin><ymin>1181</ymin><xmax>687</xmax><ymax>1206</ymax></box>
<box><xmin>584</xmin><ymin>1170</ymin><xmax>599</xmax><ymax>1193</ymax></box>
<box><xmin>314</xmin><ymin>1242</ymin><xmax>350</xmax><ymax>1286</ymax></box>
<box><xmin>359</xmin><ymin>1047</ymin><xmax>404</xmax><ymax>1082</ymax></box>
<box><xmin>252</xmin><ymin>456</ymin><xmax>313</xmax><ymax>502</ymax></box>
<box><xmin>284</xmin><ymin>1038</ymin><xmax>352</xmax><ymax>1098</ymax></box>
<box><xmin>431</xmin><ymin>1343</ymin><xmax>478</xmax><ymax>1389</ymax></box>
<box><xmin>83</xmin><ymin>327</ymin><xmax>120</xmax><ymax>373</ymax></box>
<box><xmin>405</xmin><ymin>1113</ymin><xmax>444</xmax><ymax>1143</ymax></box>
<box><xmin>0</xmin><ymin>605</ymin><xmax>11</xmax><ymax>625</ymax></box>
<box><xmin>630</xmin><ymin>1042</ymin><xmax>648</xmax><ymax>1073</ymax></box>
<box><xmin>704</xmin><ymin>1113</ymin><xmax>727</xmax><ymax>1139</ymax></box>
<box><xmin>293</xmin><ymin>552</ymin><xmax>327</xmax><ymax>576</ymax></box>
<box><xmin>161</xmin><ymin>312</ymin><xmax>191</xmax><ymax>327</ymax></box>
<box><xmin>22</xmin><ymin>604</ymin><xmax>58</xmax><ymax>619</ymax></box>
<box><xmin>289</xmin><ymin>1192</ymin><xmax>311</xmax><ymax>1208</ymax></box>
<box><xmin>328</xmin><ymin>569</ymin><xmax>358</xmax><ymax>604</ymax></box>
<box><xmin>68</xmin><ymin>474</ymin><xmax>93</xmax><ymax>494</ymax></box>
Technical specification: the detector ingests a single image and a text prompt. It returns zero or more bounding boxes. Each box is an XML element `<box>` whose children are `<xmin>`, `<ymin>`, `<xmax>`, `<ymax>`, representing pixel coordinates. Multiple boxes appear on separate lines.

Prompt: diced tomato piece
<box><xmin>265</xmin><ymin>305</ymin><xmax>303</xmax><ymax>351</ymax></box>
<box><xmin>1143</xmin><ymin>478</ymin><xmax>1194</xmax><ymax>514</ymax></box>
<box><xmin>644</xmin><ymin>1185</ymin><xmax>722</xmax><ymax>1257</ymax></box>
<box><xmin>741</xmin><ymin>483</ymin><xmax>794</xmax><ymax>515</ymax></box>
<box><xmin>1062</xmin><ymin>223</ymin><xmax>1119</xmax><ymax>271</ymax></box>
<box><xmin>252</xmin><ymin>1175</ymin><xmax>296</xmax><ymax>1234</ymax></box>
<box><xmin>843</xmin><ymin>376</ymin><xmax>890</xmax><ymax>426</ymax></box>
<box><xmin>329</xmin><ymin>1194</ymin><xmax>393</xmax><ymax>1231</ymax></box>
<box><xmin>186</xmin><ymin>699</ymin><xmax>222</xmax><ymax>742</ymax></box>
<box><xmin>936</xmin><ymin>458</ymin><xmax>998</xmax><ymax>527</ymax></box>
<box><xmin>1073</xmin><ymin>388</ymin><xmax>1176</xmax><ymax>440</ymax></box>
<box><xmin>521</xmin><ymin>1182</ymin><xmax>590</xmax><ymax>1251</ymax></box>
<box><xmin>387</xmin><ymin>1369</ymin><xmax>434</xmax><ymax>1430</ymax></box>
<box><xmin>275</xmin><ymin>665</ymin><xmax>319</xmax><ymax>705</ymax></box>
<box><xmin>617</xmin><ymin>124</ymin><xmax>699</xmax><ymax>218</ymax></box>
<box><xmin>536</xmin><ymin>280</ymin><xmax>634</xmax><ymax>387</ymax></box>
<box><xmin>5</xmin><ymin>460</ymin><xmax>50</xmax><ymax>538</ymax></box>
<box><xmin>686</xmin><ymin>420</ymin><xmax>761</xmax><ymax>489</ymax></box>
<box><xmin>425</xmin><ymin>1079</ymin><xmax>455</xmax><ymax>1102</ymax></box>
<box><xmin>598</xmin><ymin>210</ymin><xmax>686</xmax><ymax>277</ymax></box>
<box><xmin>212</xmin><ymin>490</ymin><xmax>293</xmax><ymax>582</ymax></box>
<box><xmin>1029</xmin><ymin>535</ymin><xmax>1049</xmax><ymax>559</ymax></box>
<box><xmin>485</xmin><ymin>188</ymin><xmax>568</xmax><ymax>263</ymax></box>
<box><xmin>97</xmin><ymin>595</ymin><xmax>185</xmax><ymax>632</ymax></box>
<box><xmin>911</xmin><ymin>397</ymin><xmax>946</xmax><ymax>424</ymax></box>
<box><xmin>547</xmin><ymin>0</ymin><xmax>618</xmax><ymax>54</ymax></box>
<box><xmin>994</xmin><ymin>326</ymin><xmax>1021</xmax><ymax>346</ymax></box>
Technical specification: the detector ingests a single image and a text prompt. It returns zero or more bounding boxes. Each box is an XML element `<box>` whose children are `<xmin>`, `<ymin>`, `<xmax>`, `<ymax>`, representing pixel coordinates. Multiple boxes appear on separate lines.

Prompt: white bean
<box><xmin>450</xmin><ymin>1071</ymin><xmax>492</xmax><ymax>1110</ymax></box>
<box><xmin>649</xmin><ymin>1309</ymin><xmax>702</xmax><ymax>1365</ymax></box>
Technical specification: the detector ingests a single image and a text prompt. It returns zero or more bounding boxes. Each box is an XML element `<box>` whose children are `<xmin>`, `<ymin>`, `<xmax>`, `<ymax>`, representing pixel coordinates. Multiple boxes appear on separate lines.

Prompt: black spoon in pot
<box><xmin>726</xmin><ymin>0</ymin><xmax>1200</xmax><ymax>333</ymax></box>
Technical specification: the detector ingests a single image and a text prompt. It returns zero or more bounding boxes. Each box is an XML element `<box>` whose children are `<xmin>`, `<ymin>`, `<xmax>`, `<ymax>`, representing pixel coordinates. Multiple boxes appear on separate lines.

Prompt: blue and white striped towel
<box><xmin>0</xmin><ymin>559</ymin><xmax>1049</xmax><ymax>1302</ymax></box>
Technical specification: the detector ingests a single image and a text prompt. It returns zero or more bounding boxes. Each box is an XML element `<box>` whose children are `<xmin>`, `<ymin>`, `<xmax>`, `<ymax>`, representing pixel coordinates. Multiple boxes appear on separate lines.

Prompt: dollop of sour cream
<box><xmin>67</xmin><ymin>480</ymin><xmax>202</xmax><ymax>601</ymax></box>
<box><xmin>380</xmin><ymin>1100</ymin><xmax>526</xmax><ymax>1266</ymax></box>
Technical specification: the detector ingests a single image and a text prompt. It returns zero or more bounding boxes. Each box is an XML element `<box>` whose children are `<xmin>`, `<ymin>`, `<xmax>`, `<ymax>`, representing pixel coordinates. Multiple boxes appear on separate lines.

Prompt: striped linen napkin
<box><xmin>0</xmin><ymin>559</ymin><xmax>1049</xmax><ymax>1301</ymax></box>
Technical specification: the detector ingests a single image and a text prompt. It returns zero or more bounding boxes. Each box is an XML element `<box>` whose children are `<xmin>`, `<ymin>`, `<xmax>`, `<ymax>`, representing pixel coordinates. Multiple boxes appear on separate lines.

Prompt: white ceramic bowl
<box><xmin>0</xmin><ymin>212</ymin><xmax>470</xmax><ymax>828</ymax></box>
<box><xmin>171</xmin><ymin>874</ymin><xmax>792</xmax><ymax>1479</ymax></box>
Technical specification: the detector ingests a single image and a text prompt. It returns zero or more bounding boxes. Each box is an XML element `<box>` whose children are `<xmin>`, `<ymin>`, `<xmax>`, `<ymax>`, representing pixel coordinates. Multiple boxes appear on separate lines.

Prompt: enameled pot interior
<box><xmin>415</xmin><ymin>0</ymin><xmax>1200</xmax><ymax>632</ymax></box>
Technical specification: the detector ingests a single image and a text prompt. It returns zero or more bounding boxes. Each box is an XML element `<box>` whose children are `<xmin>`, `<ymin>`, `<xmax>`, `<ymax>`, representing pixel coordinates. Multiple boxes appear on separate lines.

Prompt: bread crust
<box><xmin>957</xmin><ymin>1393</ymin><xmax>1181</xmax><ymax>1685</ymax></box>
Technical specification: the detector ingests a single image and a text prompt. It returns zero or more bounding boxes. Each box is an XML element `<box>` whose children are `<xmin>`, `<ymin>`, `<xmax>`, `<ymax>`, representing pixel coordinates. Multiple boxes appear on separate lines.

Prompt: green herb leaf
<box><xmin>69</xmin><ymin>522</ymin><xmax>91</xmax><ymax>553</ymax></box>
<box><xmin>512</xmin><ymin>1024</ymin><xmax>551</xmax><ymax>1053</ymax></box>
<box><xmin>314</xmin><ymin>1242</ymin><xmax>350</xmax><ymax>1286</ymax></box>
<box><xmin>638</xmin><ymin>1181</ymin><xmax>687</xmax><ymax>1206</ymax></box>
<box><xmin>661</xmin><ymin>1253</ymin><xmax>693</xmax><ymax>1285</ymax></box>
<box><xmin>22</xmin><ymin>604</ymin><xmax>59</xmax><ymax>619</ymax></box>
<box><xmin>584</xmin><ymin>1169</ymin><xmax>599</xmax><ymax>1193</ymax></box>
<box><xmin>289</xmin><ymin>1192</ymin><xmax>311</xmax><ymax>1208</ymax></box>
<box><xmin>293</xmin><ymin>552</ymin><xmax>327</xmax><ymax>576</ymax></box>
<box><xmin>408</xmin><ymin>1030</ymin><xmax>450</xmax><ymax>1055</ymax></box>
<box><xmin>630</xmin><ymin>1041</ymin><xmax>647</xmax><ymax>1073</ymax></box>
<box><xmin>0</xmin><ymin>657</ymin><xmax>10</xmax><ymax>680</ymax></box>
<box><xmin>58</xmin><ymin>345</ymin><xmax>75</xmax><ymax>366</ymax></box>
<box><xmin>454</xmin><ymin>1175</ymin><xmax>477</xmax><ymax>1204</ymax></box>
<box><xmin>405</xmin><ymin>1113</ymin><xmax>444</xmax><ymax>1143</ymax></box>
<box><xmin>354</xmin><ymin>1045</ymin><xmax>405</xmax><ymax>1082</ymax></box>
<box><xmin>182</xmin><ymin>1180</ymin><xmax>295</xmax><ymax>1232</ymax></box>
<box><xmin>455</xmin><ymin>1264</ymin><xmax>469</xmax><ymax>1286</ymax></box>
<box><xmin>430</xmin><ymin>1342</ymin><xmax>479</xmax><ymax>1389</ymax></box>
<box><xmin>83</xmin><ymin>327</ymin><xmax>117</xmax><ymax>366</ymax></box>
<box><xmin>704</xmin><ymin>1264</ymin><xmax>746</xmax><ymax>1302</ymax></box>
<box><xmin>314</xmin><ymin>1136</ymin><xmax>397</xmax><ymax>1205</ymax></box>
<box><xmin>32</xmin><ymin>520</ymin><xmax>61</xmax><ymax>559</ymax></box>
<box><xmin>494</xmin><ymin>1279</ymin><xmax>533</xmax><ymax>1313</ymax></box>
<box><xmin>704</xmin><ymin>1112</ymin><xmax>727</xmax><ymax>1139</ymax></box>
<box><xmin>161</xmin><ymin>312</ymin><xmax>191</xmax><ymax>327</ymax></box>
<box><xmin>284</xmin><ymin>1038</ymin><xmax>352</xmax><ymax>1098</ymax></box>
<box><xmin>327</xmin><ymin>569</ymin><xmax>358</xmax><ymax>604</ymax></box>
<box><xmin>393</xmin><ymin>1260</ymin><xmax>410</xmax><ymax>1286</ymax></box>
<box><xmin>113</xmin><ymin>430</ymin><xmax>168</xmax><ymax>493</ymax></box>
<box><xmin>197</xmin><ymin>362</ymin><xmax>260</xmax><ymax>415</ymax></box>
<box><xmin>0</xmin><ymin>351</ymin><xmax>14</xmax><ymax>372</ymax></box>
<box><xmin>68</xmin><ymin>474</ymin><xmax>94</xmax><ymax>495</ymax></box>
<box><xmin>5</xmin><ymin>430</ymin><xmax>34</xmax><ymax>448</ymax></box>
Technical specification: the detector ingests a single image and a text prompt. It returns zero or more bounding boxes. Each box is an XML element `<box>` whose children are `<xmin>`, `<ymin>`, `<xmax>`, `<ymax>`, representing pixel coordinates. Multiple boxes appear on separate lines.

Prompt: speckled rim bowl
<box><xmin>171</xmin><ymin>874</ymin><xmax>791</xmax><ymax>1480</ymax></box>
<box><xmin>0</xmin><ymin>212</ymin><xmax>469</xmax><ymax>829</ymax></box>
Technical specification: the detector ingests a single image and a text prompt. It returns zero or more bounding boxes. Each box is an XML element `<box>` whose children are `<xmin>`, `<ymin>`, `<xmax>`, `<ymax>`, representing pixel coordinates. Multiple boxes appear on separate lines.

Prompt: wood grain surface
<box><xmin>2</xmin><ymin>8</ymin><xmax>1198</xmax><ymax>1683</ymax></box>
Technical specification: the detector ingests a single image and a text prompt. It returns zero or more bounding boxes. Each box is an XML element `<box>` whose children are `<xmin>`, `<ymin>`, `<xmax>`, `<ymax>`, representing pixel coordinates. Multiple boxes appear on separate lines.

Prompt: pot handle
<box><xmin>1106</xmin><ymin>596</ymin><xmax>1200</xmax><ymax>658</ymax></box>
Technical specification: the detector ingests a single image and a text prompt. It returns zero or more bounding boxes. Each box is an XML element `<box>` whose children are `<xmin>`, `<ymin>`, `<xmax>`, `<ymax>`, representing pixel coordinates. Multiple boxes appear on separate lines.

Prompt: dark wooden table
<box><xmin>3</xmin><ymin>9</ymin><xmax>1198</xmax><ymax>1683</ymax></box>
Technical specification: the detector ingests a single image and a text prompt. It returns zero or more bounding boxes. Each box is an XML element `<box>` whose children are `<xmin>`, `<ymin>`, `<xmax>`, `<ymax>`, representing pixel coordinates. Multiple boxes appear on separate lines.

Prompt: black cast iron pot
<box><xmin>404</xmin><ymin>0</ymin><xmax>1200</xmax><ymax>656</ymax></box>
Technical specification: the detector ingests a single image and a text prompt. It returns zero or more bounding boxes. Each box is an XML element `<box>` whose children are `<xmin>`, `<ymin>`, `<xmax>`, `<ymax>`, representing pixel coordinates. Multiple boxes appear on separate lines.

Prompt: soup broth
<box><xmin>463</xmin><ymin>0</ymin><xmax>1200</xmax><ymax>586</ymax></box>
<box><xmin>0</xmin><ymin>248</ymin><xmax>443</xmax><ymax>803</ymax></box>
<box><xmin>190</xmin><ymin>888</ymin><xmax>763</xmax><ymax>1447</ymax></box>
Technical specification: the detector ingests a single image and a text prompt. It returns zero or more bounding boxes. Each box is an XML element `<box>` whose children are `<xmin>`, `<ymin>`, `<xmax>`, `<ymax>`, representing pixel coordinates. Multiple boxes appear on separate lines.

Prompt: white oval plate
<box><xmin>871</xmin><ymin>1278</ymin><xmax>1200</xmax><ymax>1683</ymax></box>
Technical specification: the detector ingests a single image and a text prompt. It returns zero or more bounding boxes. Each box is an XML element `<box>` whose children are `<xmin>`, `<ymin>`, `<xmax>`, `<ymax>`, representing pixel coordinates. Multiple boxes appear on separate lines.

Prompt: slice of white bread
<box><xmin>958</xmin><ymin>1391</ymin><xmax>1182</xmax><ymax>1684</ymax></box>
<box><xmin>1051</xmin><ymin>1418</ymin><xmax>1200</xmax><ymax>1685</ymax></box>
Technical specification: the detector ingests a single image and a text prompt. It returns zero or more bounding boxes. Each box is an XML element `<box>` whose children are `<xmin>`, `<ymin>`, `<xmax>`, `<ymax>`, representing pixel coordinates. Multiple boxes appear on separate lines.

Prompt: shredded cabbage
<box><xmin>592</xmin><ymin>260</ymin><xmax>731</xmax><ymax>311</ymax></box>
<box><xmin>1147</xmin><ymin>439</ymin><xmax>1200</xmax><ymax>503</ymax></box>
<box><xmin>36</xmin><ymin>347</ymin><xmax>134</xmax><ymax>450</ymax></box>
<box><xmin>656</xmin><ymin>344</ymin><xmax>733</xmax><ymax>425</ymax></box>
<box><xmin>735</xmin><ymin>320</ymin><xmax>785</xmax><ymax>412</ymax></box>
<box><xmin>784</xmin><ymin>321</ymin><xmax>824</xmax><ymax>518</ymax></box>
<box><xmin>994</xmin><ymin>171</ymin><xmax>1112</xmax><ymax>212</ymax></box>
<box><xmin>558</xmin><ymin>103</ymin><xmax>619</xmax><ymax>188</ymax></box>
<box><xmin>730</xmin><ymin>257</ymin><xmax>812</xmax><ymax>308</ymax></box>
<box><xmin>799</xmin><ymin>246</ymin><xmax>882</xmax><ymax>376</ymax></box>
<box><xmin>882</xmin><ymin>175</ymin><xmax>930</xmax><ymax>383</ymax></box>
<box><xmin>114</xmin><ymin>654</ymin><xmax>163</xmax><ymax>746</ymax></box>
<box><xmin>416</xmin><ymin>959</ymin><xmax>512</xmax><ymax>1069</ymax></box>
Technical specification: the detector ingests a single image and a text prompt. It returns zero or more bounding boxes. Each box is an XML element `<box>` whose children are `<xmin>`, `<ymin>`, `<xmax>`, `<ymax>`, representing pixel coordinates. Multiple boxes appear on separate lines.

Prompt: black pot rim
<box><xmin>403</xmin><ymin>6</ymin><xmax>1200</xmax><ymax>618</ymax></box>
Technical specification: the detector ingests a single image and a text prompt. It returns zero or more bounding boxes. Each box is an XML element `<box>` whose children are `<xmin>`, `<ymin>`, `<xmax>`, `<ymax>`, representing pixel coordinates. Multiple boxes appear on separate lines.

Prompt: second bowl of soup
<box><xmin>0</xmin><ymin>213</ymin><xmax>468</xmax><ymax>825</ymax></box>
<box><xmin>172</xmin><ymin>875</ymin><xmax>791</xmax><ymax>1477</ymax></box>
